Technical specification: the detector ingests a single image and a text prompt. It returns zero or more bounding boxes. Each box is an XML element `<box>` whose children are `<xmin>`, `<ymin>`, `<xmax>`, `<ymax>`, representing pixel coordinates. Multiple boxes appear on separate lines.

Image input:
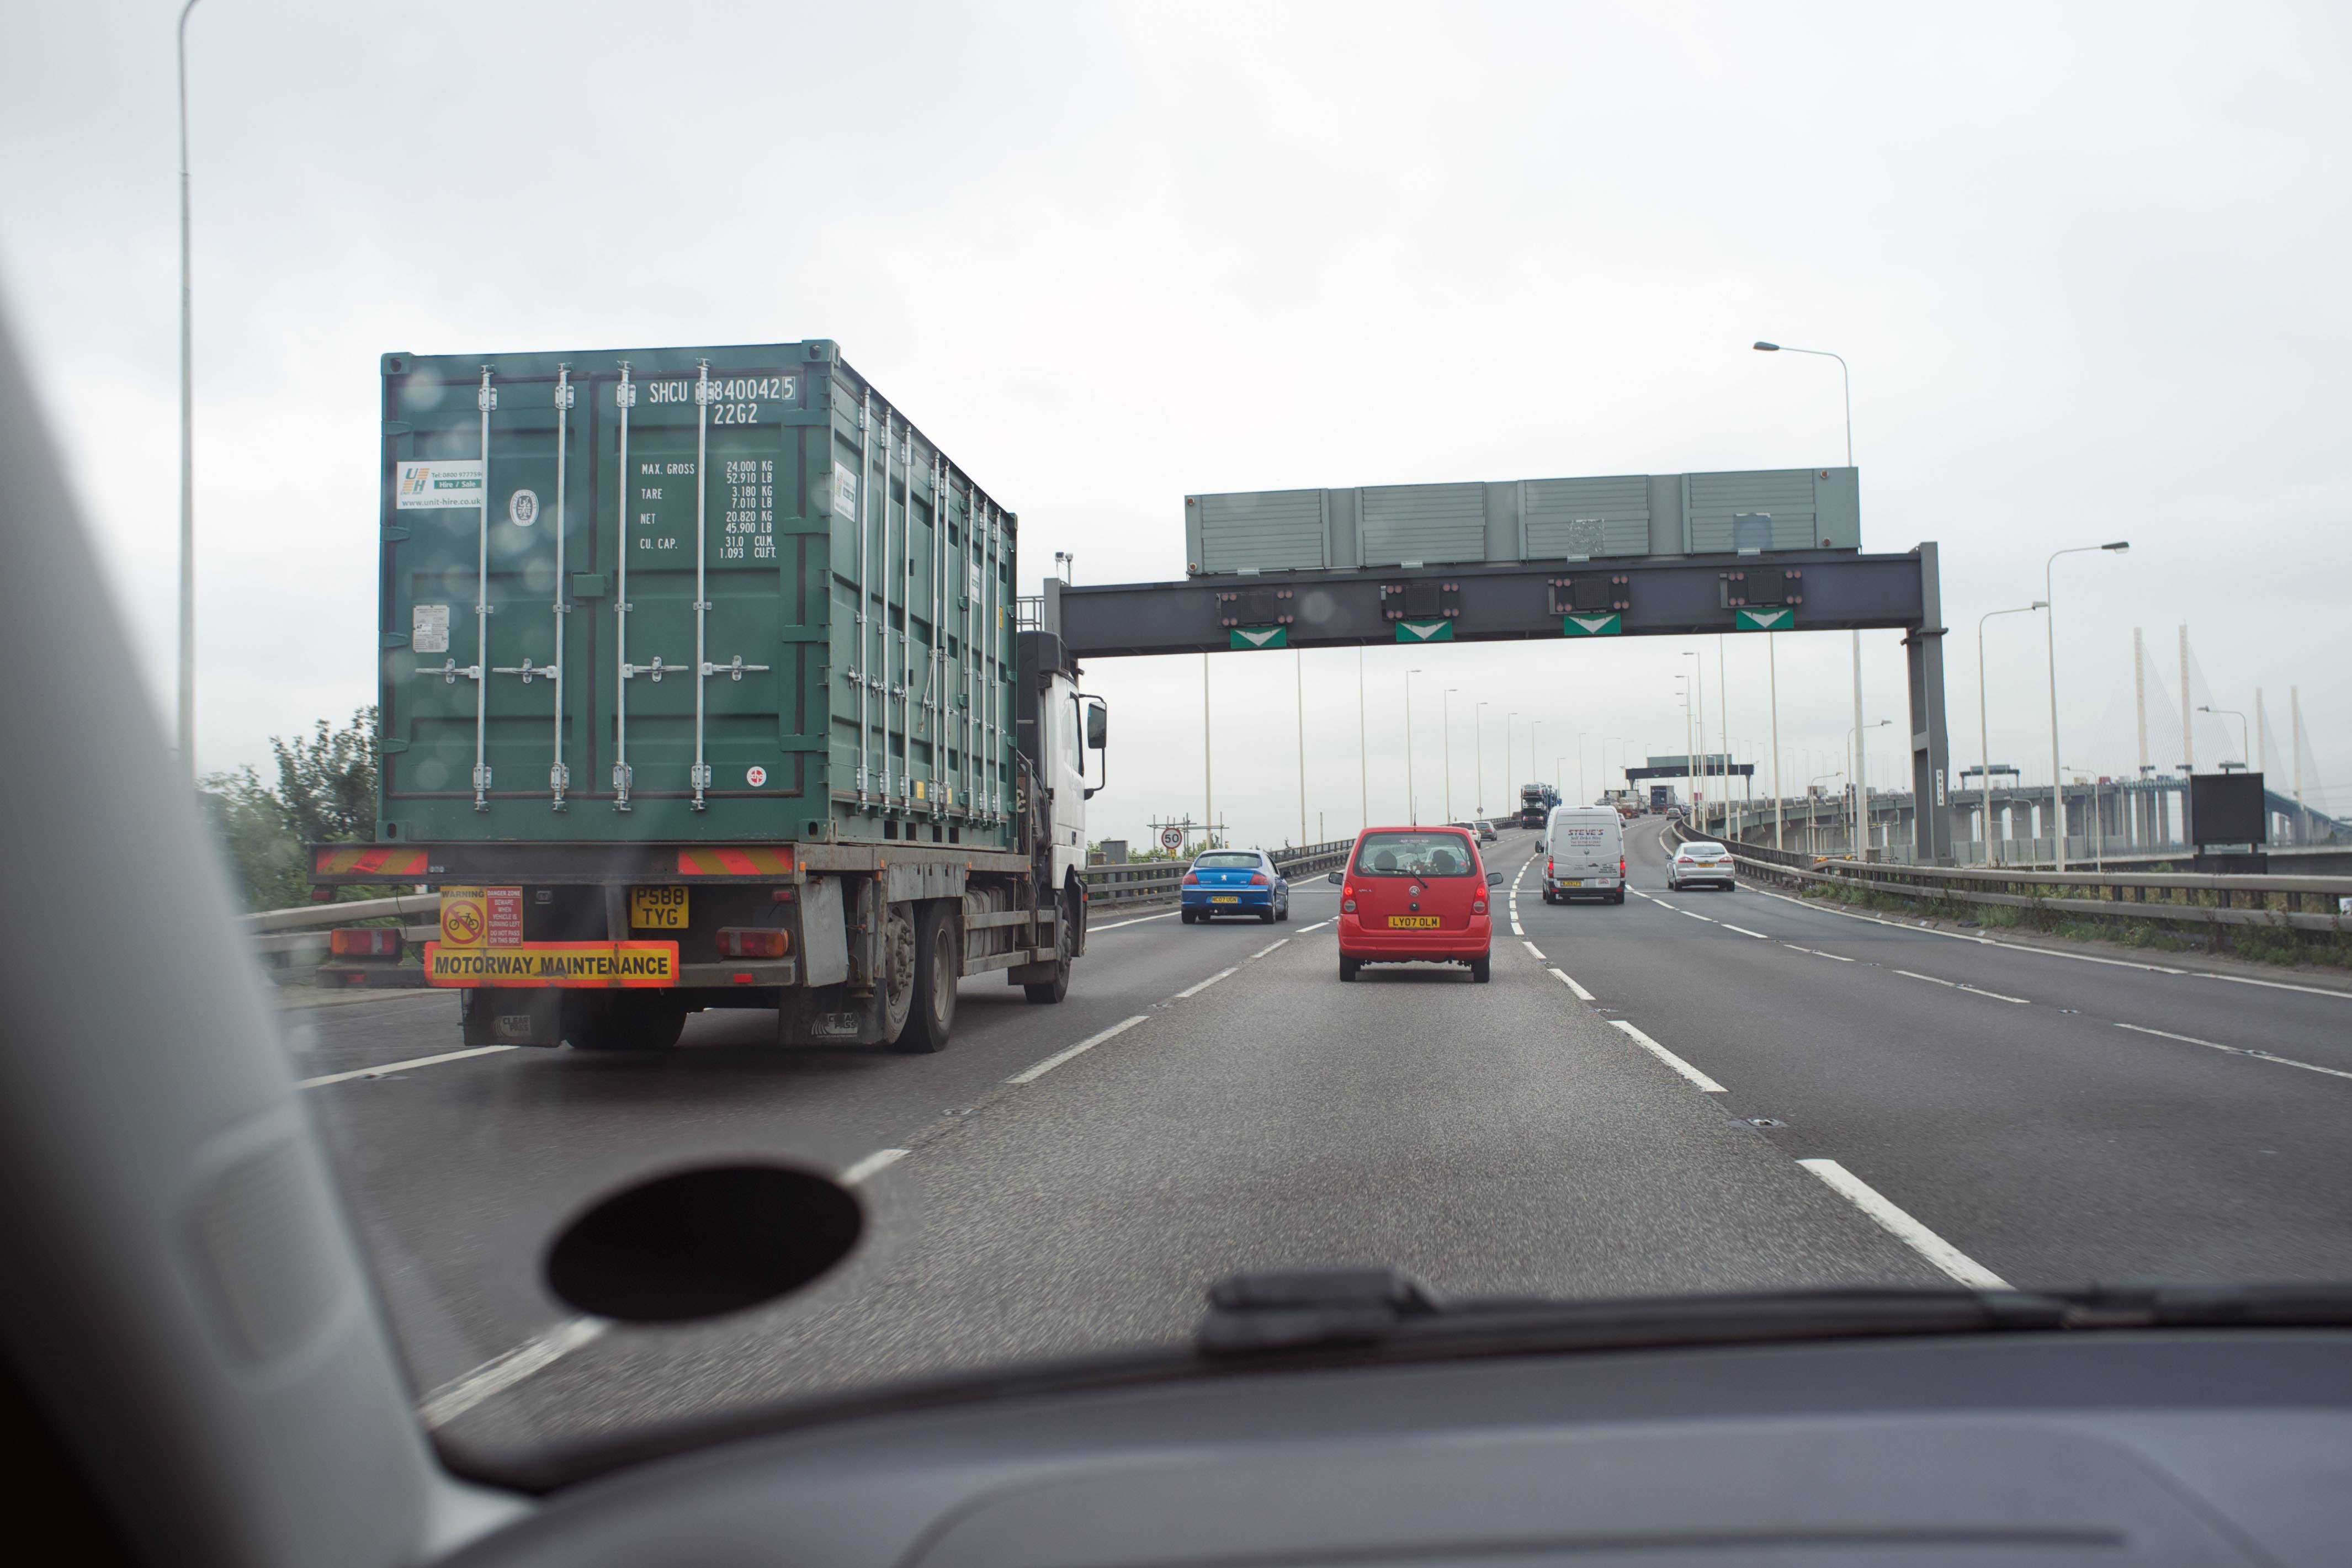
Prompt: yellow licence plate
<box><xmin>1564</xmin><ymin>879</ymin><xmax>1584</xmax><ymax>886</ymax></box>
<box><xmin>1387</xmin><ymin>915</ymin><xmax>1441</xmax><ymax>928</ymax></box>
<box><xmin>630</xmin><ymin>886</ymin><xmax>688</xmax><ymax>929</ymax></box>
<box><xmin>1210</xmin><ymin>895</ymin><xmax>1240</xmax><ymax>903</ymax></box>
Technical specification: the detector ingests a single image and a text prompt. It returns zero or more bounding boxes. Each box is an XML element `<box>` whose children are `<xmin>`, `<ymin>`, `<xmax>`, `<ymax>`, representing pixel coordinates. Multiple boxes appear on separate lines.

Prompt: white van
<box><xmin>1539</xmin><ymin>806</ymin><xmax>1626</xmax><ymax>904</ymax></box>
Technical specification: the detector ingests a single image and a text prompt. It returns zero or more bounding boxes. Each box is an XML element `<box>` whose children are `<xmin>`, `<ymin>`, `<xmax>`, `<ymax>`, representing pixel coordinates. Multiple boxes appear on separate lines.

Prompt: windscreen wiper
<box><xmin>1196</xmin><ymin>1267</ymin><xmax>2352</xmax><ymax>1358</ymax></box>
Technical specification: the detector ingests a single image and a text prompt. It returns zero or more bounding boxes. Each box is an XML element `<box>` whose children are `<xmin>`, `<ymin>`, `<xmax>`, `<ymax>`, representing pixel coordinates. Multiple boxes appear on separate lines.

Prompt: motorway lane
<box><xmin>1514</xmin><ymin>819</ymin><xmax>2352</xmax><ymax>1288</ymax></box>
<box><xmin>492</xmin><ymin>865</ymin><xmax>1944</xmax><ymax>1448</ymax></box>
<box><xmin>294</xmin><ymin>880</ymin><xmax>1343</xmax><ymax>1421</ymax></box>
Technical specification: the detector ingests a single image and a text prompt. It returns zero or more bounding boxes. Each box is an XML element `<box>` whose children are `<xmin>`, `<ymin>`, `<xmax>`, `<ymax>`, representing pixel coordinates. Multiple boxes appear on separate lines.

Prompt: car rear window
<box><xmin>1686</xmin><ymin>843</ymin><xmax>1727</xmax><ymax>855</ymax></box>
<box><xmin>1353</xmin><ymin>832</ymin><xmax>1477</xmax><ymax>877</ymax></box>
<box><xmin>1193</xmin><ymin>852</ymin><xmax>1261</xmax><ymax>868</ymax></box>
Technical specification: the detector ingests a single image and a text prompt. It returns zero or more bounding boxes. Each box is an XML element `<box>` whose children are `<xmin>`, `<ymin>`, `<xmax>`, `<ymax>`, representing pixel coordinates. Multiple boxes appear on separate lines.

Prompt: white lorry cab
<box><xmin>1539</xmin><ymin>806</ymin><xmax>1627</xmax><ymax>904</ymax></box>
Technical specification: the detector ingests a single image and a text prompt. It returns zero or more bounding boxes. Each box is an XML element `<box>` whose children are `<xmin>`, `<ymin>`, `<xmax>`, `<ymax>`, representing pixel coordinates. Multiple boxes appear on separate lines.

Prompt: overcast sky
<box><xmin>4</xmin><ymin>1</ymin><xmax>2346</xmax><ymax>851</ymax></box>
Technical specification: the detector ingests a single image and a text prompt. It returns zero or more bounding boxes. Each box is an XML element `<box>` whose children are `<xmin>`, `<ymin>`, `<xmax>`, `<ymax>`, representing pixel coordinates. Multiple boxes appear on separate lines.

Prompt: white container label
<box><xmin>412</xmin><ymin>603</ymin><xmax>450</xmax><ymax>653</ymax></box>
<box><xmin>832</xmin><ymin>461</ymin><xmax>858</xmax><ymax>518</ymax></box>
<box><xmin>396</xmin><ymin>459</ymin><xmax>487</xmax><ymax>509</ymax></box>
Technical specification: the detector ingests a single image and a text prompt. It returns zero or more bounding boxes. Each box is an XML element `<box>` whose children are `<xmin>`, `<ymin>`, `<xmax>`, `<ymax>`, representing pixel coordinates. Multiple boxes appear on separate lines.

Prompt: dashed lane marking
<box><xmin>2114</xmin><ymin>1022</ymin><xmax>2352</xmax><ymax>1082</ymax></box>
<box><xmin>1608</xmin><ymin>1019</ymin><xmax>1726</xmax><ymax>1093</ymax></box>
<box><xmin>299</xmin><ymin>1045</ymin><xmax>514</xmax><ymax>1089</ymax></box>
<box><xmin>840</xmin><ymin>1147</ymin><xmax>908</xmax><ymax>1184</ymax></box>
<box><xmin>1549</xmin><ymin>967</ymin><xmax>1596</xmax><ymax>1001</ymax></box>
<box><xmin>1785</xmin><ymin>943</ymin><xmax>1856</xmax><ymax>962</ymax></box>
<box><xmin>1893</xmin><ymin>969</ymin><xmax>2031</xmax><ymax>1004</ymax></box>
<box><xmin>419</xmin><ymin>1318</ymin><xmax>608</xmax><ymax>1430</ymax></box>
<box><xmin>1174</xmin><ymin>966</ymin><xmax>1240</xmax><ymax>1000</ymax></box>
<box><xmin>1295</xmin><ymin>919</ymin><xmax>1332</xmax><ymax>933</ymax></box>
<box><xmin>1251</xmin><ymin>939</ymin><xmax>1290</xmax><ymax>960</ymax></box>
<box><xmin>1091</xmin><ymin>910</ymin><xmax>1182</xmax><ymax>931</ymax></box>
<box><xmin>1722</xmin><ymin>923</ymin><xmax>1770</xmax><ymax>939</ymax></box>
<box><xmin>1007</xmin><ymin>1014</ymin><xmax>1150</xmax><ymax>1083</ymax></box>
<box><xmin>1798</xmin><ymin>1159</ymin><xmax>2010</xmax><ymax>1289</ymax></box>
<box><xmin>1523</xmin><ymin>940</ymin><xmax>1546</xmax><ymax>960</ymax></box>
<box><xmin>1681</xmin><ymin>911</ymin><xmax>1715</xmax><ymax>923</ymax></box>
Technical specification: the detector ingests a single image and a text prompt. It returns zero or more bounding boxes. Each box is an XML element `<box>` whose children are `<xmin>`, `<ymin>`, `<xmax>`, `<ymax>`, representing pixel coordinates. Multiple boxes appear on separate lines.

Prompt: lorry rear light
<box><xmin>329</xmin><ymin>927</ymin><xmax>402</xmax><ymax>959</ymax></box>
<box><xmin>1249</xmin><ymin>873</ymin><xmax>1268</xmax><ymax>886</ymax></box>
<box><xmin>716</xmin><ymin>928</ymin><xmax>789</xmax><ymax>959</ymax></box>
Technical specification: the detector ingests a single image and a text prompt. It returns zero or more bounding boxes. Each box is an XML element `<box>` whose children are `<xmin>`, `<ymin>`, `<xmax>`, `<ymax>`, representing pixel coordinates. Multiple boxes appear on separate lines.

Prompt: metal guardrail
<box><xmin>240</xmin><ymin>843</ymin><xmax>1369</xmax><ymax>955</ymax></box>
<box><xmin>1666</xmin><ymin>819</ymin><xmax>2352</xmax><ymax>934</ymax></box>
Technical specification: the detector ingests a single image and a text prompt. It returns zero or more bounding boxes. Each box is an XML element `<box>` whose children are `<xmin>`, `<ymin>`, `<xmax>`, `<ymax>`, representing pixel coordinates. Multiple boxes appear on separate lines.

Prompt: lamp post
<box><xmin>1767</xmin><ymin>629</ymin><xmax>1783</xmax><ymax>850</ymax></box>
<box><xmin>1406</xmin><ymin>670</ymin><xmax>1424</xmax><ymax>825</ymax></box>
<box><xmin>177</xmin><ymin>0</ymin><xmax>203</xmax><ymax>783</ymax></box>
<box><xmin>1296</xmin><ymin>647</ymin><xmax>1308</xmax><ymax>851</ymax></box>
<box><xmin>1755</xmin><ymin>338</ymin><xmax>1859</xmax><ymax>846</ymax></box>
<box><xmin>1506</xmin><ymin>711</ymin><xmax>1519</xmax><ymax>816</ymax></box>
<box><xmin>2197</xmin><ymin>705</ymin><xmax>2249</xmax><ymax>768</ymax></box>
<box><xmin>1356</xmin><ymin>647</ymin><xmax>1367</xmax><ymax>831</ymax></box>
<box><xmin>1978</xmin><ymin>600</ymin><xmax>2045</xmax><ymax>865</ymax></box>
<box><xmin>1807</xmin><ymin>772</ymin><xmax>1843</xmax><ymax>860</ymax></box>
<box><xmin>1442</xmin><ymin>688</ymin><xmax>1458</xmax><ymax>822</ymax></box>
<box><xmin>1202</xmin><ymin>653</ymin><xmax>1214</xmax><ymax>851</ymax></box>
<box><xmin>1474</xmin><ymin>700</ymin><xmax>1489</xmax><ymax>816</ymax></box>
<box><xmin>2046</xmin><ymin>541</ymin><xmax>2131</xmax><ymax>870</ymax></box>
<box><xmin>1576</xmin><ymin>730</ymin><xmax>1587</xmax><ymax>805</ymax></box>
<box><xmin>1847</xmin><ymin>719</ymin><xmax>1890</xmax><ymax>856</ymax></box>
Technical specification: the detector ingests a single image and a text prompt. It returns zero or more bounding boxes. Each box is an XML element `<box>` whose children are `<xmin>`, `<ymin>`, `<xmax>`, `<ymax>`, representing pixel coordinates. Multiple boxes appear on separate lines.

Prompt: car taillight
<box><xmin>1472</xmin><ymin>899</ymin><xmax>1486</xmax><ymax>914</ymax></box>
<box><xmin>1619</xmin><ymin>857</ymin><xmax>1627</xmax><ymax>875</ymax></box>
<box><xmin>715</xmin><ymin>928</ymin><xmax>790</xmax><ymax>959</ymax></box>
<box><xmin>1182</xmin><ymin>872</ymin><xmax>1199</xmax><ymax>886</ymax></box>
<box><xmin>329</xmin><ymin>927</ymin><xmax>401</xmax><ymax>959</ymax></box>
<box><xmin>1250</xmin><ymin>872</ymin><xmax>1269</xmax><ymax>886</ymax></box>
<box><xmin>1546</xmin><ymin>858</ymin><xmax>1555</xmax><ymax>875</ymax></box>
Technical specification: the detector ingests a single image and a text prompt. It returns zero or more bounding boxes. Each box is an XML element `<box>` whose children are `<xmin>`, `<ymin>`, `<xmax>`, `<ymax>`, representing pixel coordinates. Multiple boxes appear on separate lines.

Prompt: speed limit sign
<box><xmin>1159</xmin><ymin>826</ymin><xmax>1184</xmax><ymax>851</ymax></box>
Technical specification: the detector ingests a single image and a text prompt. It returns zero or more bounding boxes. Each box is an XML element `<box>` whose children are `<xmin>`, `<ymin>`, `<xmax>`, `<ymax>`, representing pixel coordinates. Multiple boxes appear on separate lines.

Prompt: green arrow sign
<box><xmin>1734</xmin><ymin>607</ymin><xmax>1794</xmax><ymax>631</ymax></box>
<box><xmin>1228</xmin><ymin>625</ymin><xmax>1288</xmax><ymax>651</ymax></box>
<box><xmin>1394</xmin><ymin>618</ymin><xmax>1454</xmax><ymax>644</ymax></box>
<box><xmin>1561</xmin><ymin>612</ymin><xmax>1622</xmax><ymax>637</ymax></box>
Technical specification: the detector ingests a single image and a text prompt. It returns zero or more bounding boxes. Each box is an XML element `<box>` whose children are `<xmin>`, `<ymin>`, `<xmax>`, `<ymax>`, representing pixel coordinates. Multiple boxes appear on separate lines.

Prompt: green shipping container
<box><xmin>377</xmin><ymin>341</ymin><xmax>1017</xmax><ymax>851</ymax></box>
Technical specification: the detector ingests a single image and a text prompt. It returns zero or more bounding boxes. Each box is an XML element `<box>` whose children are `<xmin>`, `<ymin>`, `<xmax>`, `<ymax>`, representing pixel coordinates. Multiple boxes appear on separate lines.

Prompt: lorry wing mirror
<box><xmin>1084</xmin><ymin>700</ymin><xmax>1107</xmax><ymax>750</ymax></box>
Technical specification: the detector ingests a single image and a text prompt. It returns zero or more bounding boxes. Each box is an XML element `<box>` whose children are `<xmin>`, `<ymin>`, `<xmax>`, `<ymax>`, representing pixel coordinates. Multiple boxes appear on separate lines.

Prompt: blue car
<box><xmin>1180</xmin><ymin>849</ymin><xmax>1290</xmax><ymax>924</ymax></box>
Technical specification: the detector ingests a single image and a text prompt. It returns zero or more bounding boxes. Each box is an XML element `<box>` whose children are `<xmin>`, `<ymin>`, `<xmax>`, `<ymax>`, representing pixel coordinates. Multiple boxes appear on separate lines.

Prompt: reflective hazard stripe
<box><xmin>676</xmin><ymin>847</ymin><xmax>794</xmax><ymax>875</ymax></box>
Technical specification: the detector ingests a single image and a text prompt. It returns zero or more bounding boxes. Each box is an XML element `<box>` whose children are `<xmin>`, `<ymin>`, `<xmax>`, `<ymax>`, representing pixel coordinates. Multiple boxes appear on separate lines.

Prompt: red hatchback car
<box><xmin>1328</xmin><ymin>826</ymin><xmax>1501</xmax><ymax>982</ymax></box>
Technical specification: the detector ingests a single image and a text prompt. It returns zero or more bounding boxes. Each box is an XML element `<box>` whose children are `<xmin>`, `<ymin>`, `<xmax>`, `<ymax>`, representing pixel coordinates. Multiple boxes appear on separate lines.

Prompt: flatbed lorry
<box><xmin>311</xmin><ymin>339</ymin><xmax>1106</xmax><ymax>1054</ymax></box>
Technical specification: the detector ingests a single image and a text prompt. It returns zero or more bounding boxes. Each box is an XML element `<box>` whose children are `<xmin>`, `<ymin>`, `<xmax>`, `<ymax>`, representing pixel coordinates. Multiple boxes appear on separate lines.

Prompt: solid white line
<box><xmin>1549</xmin><ymin>967</ymin><xmax>1596</xmax><ymax>1001</ymax></box>
<box><xmin>1747</xmin><ymin>886</ymin><xmax>2198</xmax><ymax>975</ymax></box>
<box><xmin>1174</xmin><ymin>966</ymin><xmax>1239</xmax><ymax>1000</ymax></box>
<box><xmin>1722</xmin><ymin>924</ymin><xmax>1769</xmax><ymax>939</ymax></box>
<box><xmin>1007</xmin><ymin>1014</ymin><xmax>1149</xmax><ymax>1083</ymax></box>
<box><xmin>2197</xmin><ymin>971</ymin><xmax>2352</xmax><ymax>1000</ymax></box>
<box><xmin>1251</xmin><ymin>939</ymin><xmax>1290</xmax><ymax>959</ymax></box>
<box><xmin>1091</xmin><ymin>910</ymin><xmax>1181</xmax><ymax>931</ymax></box>
<box><xmin>1608</xmin><ymin>1019</ymin><xmax>1726</xmax><ymax>1092</ymax></box>
<box><xmin>1798</xmin><ymin>1159</ymin><xmax>2010</xmax><ymax>1289</ymax></box>
<box><xmin>2115</xmin><ymin>1022</ymin><xmax>2352</xmax><ymax>1081</ymax></box>
<box><xmin>1523</xmin><ymin>940</ymin><xmax>1546</xmax><ymax>960</ymax></box>
<box><xmin>418</xmin><ymin>1317</ymin><xmax>608</xmax><ymax>1429</ymax></box>
<box><xmin>1294</xmin><ymin>919</ymin><xmax>1331</xmax><ymax>933</ymax></box>
<box><xmin>298</xmin><ymin>1045</ymin><xmax>514</xmax><ymax>1090</ymax></box>
<box><xmin>840</xmin><ymin>1147</ymin><xmax>908</xmax><ymax>1185</ymax></box>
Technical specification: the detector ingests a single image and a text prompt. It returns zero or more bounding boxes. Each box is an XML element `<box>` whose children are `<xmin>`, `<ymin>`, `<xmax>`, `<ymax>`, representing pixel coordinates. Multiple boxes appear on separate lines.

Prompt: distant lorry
<box><xmin>314</xmin><ymin>339</ymin><xmax>1106</xmax><ymax>1054</ymax></box>
<box><xmin>1519</xmin><ymin>782</ymin><xmax>1561</xmax><ymax>828</ymax></box>
<box><xmin>1649</xmin><ymin>784</ymin><xmax>1680</xmax><ymax>814</ymax></box>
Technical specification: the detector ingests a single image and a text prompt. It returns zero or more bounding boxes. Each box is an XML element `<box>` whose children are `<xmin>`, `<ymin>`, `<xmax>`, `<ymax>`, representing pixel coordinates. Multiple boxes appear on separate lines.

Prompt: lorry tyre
<box><xmin>893</xmin><ymin>903</ymin><xmax>957</xmax><ymax>1054</ymax></box>
<box><xmin>880</xmin><ymin>902</ymin><xmax>917</xmax><ymax>1041</ymax></box>
<box><xmin>1023</xmin><ymin>890</ymin><xmax>1074</xmax><ymax>1004</ymax></box>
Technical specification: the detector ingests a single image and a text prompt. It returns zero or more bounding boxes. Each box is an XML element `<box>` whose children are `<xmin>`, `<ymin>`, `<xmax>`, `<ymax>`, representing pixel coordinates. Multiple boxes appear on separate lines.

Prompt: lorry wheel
<box><xmin>1023</xmin><ymin>890</ymin><xmax>1074</xmax><ymax>1004</ymax></box>
<box><xmin>893</xmin><ymin>903</ymin><xmax>957</xmax><ymax>1054</ymax></box>
<box><xmin>880</xmin><ymin>903</ymin><xmax>917</xmax><ymax>1041</ymax></box>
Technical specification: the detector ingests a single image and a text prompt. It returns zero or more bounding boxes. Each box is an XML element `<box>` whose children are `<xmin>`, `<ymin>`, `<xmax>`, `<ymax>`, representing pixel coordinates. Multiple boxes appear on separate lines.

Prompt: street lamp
<box><xmin>1406</xmin><ymin>669</ymin><xmax>1424</xmax><ymax>825</ymax></box>
<box><xmin>2197</xmin><ymin>705</ymin><xmax>2249</xmax><ymax>768</ymax></box>
<box><xmin>2046</xmin><ymin>541</ymin><xmax>2130</xmax><ymax>870</ymax></box>
<box><xmin>1754</xmin><ymin>338</ymin><xmax>1861</xmax><ymax>842</ymax></box>
<box><xmin>1847</xmin><ymin>719</ymin><xmax>1891</xmax><ymax>857</ymax></box>
<box><xmin>1576</xmin><ymin>730</ymin><xmax>1587</xmax><ymax>805</ymax></box>
<box><xmin>177</xmin><ymin>0</ymin><xmax>203</xmax><ymax>783</ymax></box>
<box><xmin>1807</xmin><ymin>772</ymin><xmax>1843</xmax><ymax>860</ymax></box>
<box><xmin>1443</xmin><ymin>688</ymin><xmax>1458</xmax><ymax>822</ymax></box>
<box><xmin>1474</xmin><ymin>700</ymin><xmax>1489</xmax><ymax>815</ymax></box>
<box><xmin>1506</xmin><ymin>711</ymin><xmax>1519</xmax><ymax>817</ymax></box>
<box><xmin>1978</xmin><ymin>600</ymin><xmax>2046</xmax><ymax>865</ymax></box>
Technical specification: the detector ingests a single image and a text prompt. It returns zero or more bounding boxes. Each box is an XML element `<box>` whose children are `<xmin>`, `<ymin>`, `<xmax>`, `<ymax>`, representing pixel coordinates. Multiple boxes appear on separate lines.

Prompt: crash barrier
<box><xmin>241</xmin><ymin>839</ymin><xmax>1376</xmax><ymax>970</ymax></box>
<box><xmin>1664</xmin><ymin>818</ymin><xmax>2352</xmax><ymax>936</ymax></box>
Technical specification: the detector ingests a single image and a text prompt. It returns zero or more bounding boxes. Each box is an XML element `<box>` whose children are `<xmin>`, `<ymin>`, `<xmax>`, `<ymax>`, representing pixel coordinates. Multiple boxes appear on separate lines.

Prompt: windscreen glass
<box><xmin>25</xmin><ymin>0</ymin><xmax>2329</xmax><ymax>1493</ymax></box>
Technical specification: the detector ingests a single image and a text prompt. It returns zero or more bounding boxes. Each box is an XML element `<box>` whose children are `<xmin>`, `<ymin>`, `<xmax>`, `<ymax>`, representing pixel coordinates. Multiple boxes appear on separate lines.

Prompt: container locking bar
<box><xmin>692</xmin><ymin>360</ymin><xmax>712</xmax><ymax>811</ymax></box>
<box><xmin>470</xmin><ymin>367</ymin><xmax>496</xmax><ymax>810</ymax></box>
<box><xmin>611</xmin><ymin>364</ymin><xmax>636</xmax><ymax>811</ymax></box>
<box><xmin>548</xmin><ymin>366</ymin><xmax>573</xmax><ymax>807</ymax></box>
